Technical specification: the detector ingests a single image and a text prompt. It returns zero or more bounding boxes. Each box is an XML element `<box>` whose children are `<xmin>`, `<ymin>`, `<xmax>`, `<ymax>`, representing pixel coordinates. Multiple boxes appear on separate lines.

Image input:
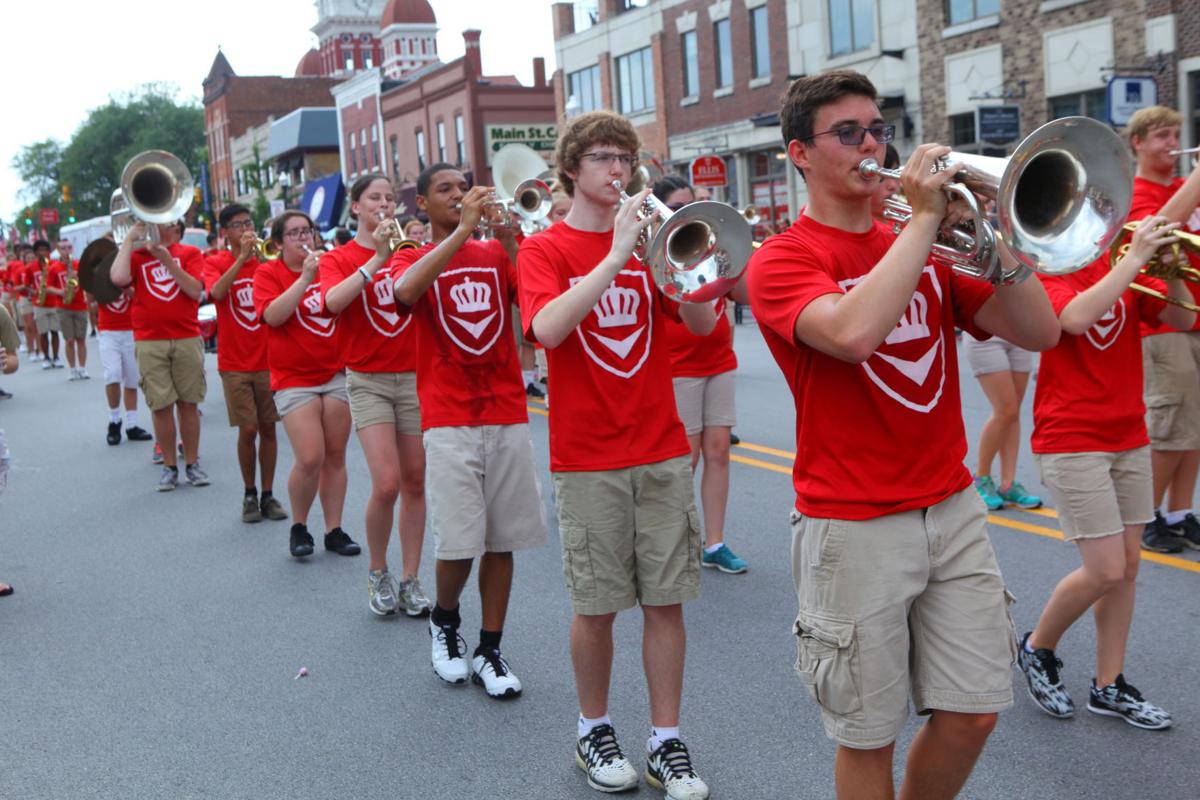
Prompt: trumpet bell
<box><xmin>512</xmin><ymin>178</ymin><xmax>553</xmax><ymax>221</ymax></box>
<box><xmin>647</xmin><ymin>201</ymin><xmax>753</xmax><ymax>304</ymax></box>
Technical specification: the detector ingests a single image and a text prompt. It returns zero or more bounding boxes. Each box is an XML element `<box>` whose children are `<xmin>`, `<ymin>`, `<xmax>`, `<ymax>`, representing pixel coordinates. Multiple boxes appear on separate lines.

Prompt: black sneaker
<box><xmin>1165</xmin><ymin>512</ymin><xmax>1200</xmax><ymax>550</ymax></box>
<box><xmin>730</xmin><ymin>431</ymin><xmax>740</xmax><ymax>445</ymax></box>
<box><xmin>126</xmin><ymin>425</ymin><xmax>153</xmax><ymax>441</ymax></box>
<box><xmin>646</xmin><ymin>738</ymin><xmax>710</xmax><ymax>799</ymax></box>
<box><xmin>289</xmin><ymin>524</ymin><xmax>315</xmax><ymax>558</ymax></box>
<box><xmin>0</xmin><ymin>387</ymin><xmax>12</xmax><ymax>399</ymax></box>
<box><xmin>1142</xmin><ymin>512</ymin><xmax>1184</xmax><ymax>553</ymax></box>
<box><xmin>1087</xmin><ymin>674</ymin><xmax>1172</xmax><ymax>730</ymax></box>
<box><xmin>1015</xmin><ymin>632</ymin><xmax>1074</xmax><ymax>718</ymax></box>
<box><xmin>575</xmin><ymin>724</ymin><xmax>638</xmax><ymax>793</ymax></box>
<box><xmin>525</xmin><ymin>381</ymin><xmax>545</xmax><ymax>399</ymax></box>
<box><xmin>107</xmin><ymin>421</ymin><xmax>122</xmax><ymax>446</ymax></box>
<box><xmin>324</xmin><ymin>528</ymin><xmax>361</xmax><ymax>556</ymax></box>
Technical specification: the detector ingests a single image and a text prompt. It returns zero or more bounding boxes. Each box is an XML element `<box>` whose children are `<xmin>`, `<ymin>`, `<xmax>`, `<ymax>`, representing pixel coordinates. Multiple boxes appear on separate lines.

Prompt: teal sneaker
<box><xmin>974</xmin><ymin>475</ymin><xmax>1004</xmax><ymax>511</ymax></box>
<box><xmin>701</xmin><ymin>544</ymin><xmax>748</xmax><ymax>574</ymax></box>
<box><xmin>1000</xmin><ymin>481</ymin><xmax>1042</xmax><ymax>509</ymax></box>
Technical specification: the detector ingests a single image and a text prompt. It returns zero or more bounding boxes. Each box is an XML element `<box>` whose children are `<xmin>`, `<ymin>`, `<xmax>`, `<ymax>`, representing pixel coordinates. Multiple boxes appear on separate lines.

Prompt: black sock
<box><xmin>476</xmin><ymin>629</ymin><xmax>502</xmax><ymax>654</ymax></box>
<box><xmin>166</xmin><ymin>465</ymin><xmax>178</xmax><ymax>473</ymax></box>
<box><xmin>260</xmin><ymin>489</ymin><xmax>273</xmax><ymax>500</ymax></box>
<box><xmin>245</xmin><ymin>486</ymin><xmax>257</xmax><ymax>498</ymax></box>
<box><xmin>431</xmin><ymin>604</ymin><xmax>461</xmax><ymax>629</ymax></box>
<box><xmin>291</xmin><ymin>523</ymin><xmax>308</xmax><ymax>535</ymax></box>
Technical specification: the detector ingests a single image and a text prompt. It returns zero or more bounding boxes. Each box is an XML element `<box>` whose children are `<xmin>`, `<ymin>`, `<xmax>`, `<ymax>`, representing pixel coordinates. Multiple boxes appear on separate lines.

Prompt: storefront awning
<box><xmin>300</xmin><ymin>173</ymin><xmax>345</xmax><ymax>231</ymax></box>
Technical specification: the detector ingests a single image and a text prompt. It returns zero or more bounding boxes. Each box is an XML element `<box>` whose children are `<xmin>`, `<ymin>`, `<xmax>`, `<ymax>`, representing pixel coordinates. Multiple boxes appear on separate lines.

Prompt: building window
<box><xmin>946</xmin><ymin>0</ymin><xmax>999</xmax><ymax>26</ymax></box>
<box><xmin>361</xmin><ymin>127</ymin><xmax>369</xmax><ymax>171</ymax></box>
<box><xmin>1189</xmin><ymin>71</ymin><xmax>1200</xmax><ymax>150</ymax></box>
<box><xmin>364</xmin><ymin>50</ymin><xmax>374</xmax><ymax>69</ymax></box>
<box><xmin>342</xmin><ymin>48</ymin><xmax>355</xmax><ymax>71</ymax></box>
<box><xmin>829</xmin><ymin>0</ymin><xmax>875</xmax><ymax>57</ymax></box>
<box><xmin>1049</xmin><ymin>89</ymin><xmax>1107</xmax><ymax>123</ymax></box>
<box><xmin>349</xmin><ymin>132</ymin><xmax>358</xmax><ymax>175</ymax></box>
<box><xmin>436</xmin><ymin>121</ymin><xmax>446</xmax><ymax>162</ymax></box>
<box><xmin>617</xmin><ymin>46</ymin><xmax>655</xmax><ymax>114</ymax></box>
<box><xmin>751</xmin><ymin>6</ymin><xmax>770</xmax><ymax>79</ymax></box>
<box><xmin>950</xmin><ymin>112</ymin><xmax>976</xmax><ymax>147</ymax></box>
<box><xmin>455</xmin><ymin>114</ymin><xmax>465</xmax><ymax>164</ymax></box>
<box><xmin>390</xmin><ymin>136</ymin><xmax>399</xmax><ymax>178</ymax></box>
<box><xmin>714</xmin><ymin>19</ymin><xmax>732</xmax><ymax>89</ymax></box>
<box><xmin>681</xmin><ymin>31</ymin><xmax>699</xmax><ymax>98</ymax></box>
<box><xmin>416</xmin><ymin>130</ymin><xmax>426</xmax><ymax>170</ymax></box>
<box><xmin>568</xmin><ymin>64</ymin><xmax>602</xmax><ymax>114</ymax></box>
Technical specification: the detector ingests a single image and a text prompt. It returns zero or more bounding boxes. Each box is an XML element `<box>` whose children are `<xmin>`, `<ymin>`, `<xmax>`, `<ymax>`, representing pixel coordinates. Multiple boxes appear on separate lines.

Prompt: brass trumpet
<box><xmin>256</xmin><ymin>238</ymin><xmax>281</xmax><ymax>260</ymax></box>
<box><xmin>1109</xmin><ymin>220</ymin><xmax>1200</xmax><ymax>312</ymax></box>
<box><xmin>374</xmin><ymin>212</ymin><xmax>412</xmax><ymax>253</ymax></box>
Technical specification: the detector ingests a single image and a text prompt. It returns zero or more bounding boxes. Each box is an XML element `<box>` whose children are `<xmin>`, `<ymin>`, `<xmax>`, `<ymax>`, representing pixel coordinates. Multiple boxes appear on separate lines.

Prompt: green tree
<box><xmin>10</xmin><ymin>140</ymin><xmax>67</xmax><ymax>238</ymax></box>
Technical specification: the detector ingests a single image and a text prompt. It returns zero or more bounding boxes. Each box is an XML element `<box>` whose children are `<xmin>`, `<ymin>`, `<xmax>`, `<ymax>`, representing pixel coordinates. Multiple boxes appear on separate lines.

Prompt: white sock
<box><xmin>1165</xmin><ymin>509</ymin><xmax>1191</xmax><ymax>526</ymax></box>
<box><xmin>648</xmin><ymin>726</ymin><xmax>680</xmax><ymax>752</ymax></box>
<box><xmin>578</xmin><ymin>713</ymin><xmax>611</xmax><ymax>740</ymax></box>
<box><xmin>125</xmin><ymin>410</ymin><xmax>138</xmax><ymax>428</ymax></box>
<box><xmin>522</xmin><ymin>370</ymin><xmax>535</xmax><ymax>386</ymax></box>
<box><xmin>108</xmin><ymin>407</ymin><xmax>121</xmax><ymax>424</ymax></box>
<box><xmin>704</xmin><ymin>542</ymin><xmax>723</xmax><ymax>555</ymax></box>
<box><xmin>1024</xmin><ymin>638</ymin><xmax>1035</xmax><ymax>654</ymax></box>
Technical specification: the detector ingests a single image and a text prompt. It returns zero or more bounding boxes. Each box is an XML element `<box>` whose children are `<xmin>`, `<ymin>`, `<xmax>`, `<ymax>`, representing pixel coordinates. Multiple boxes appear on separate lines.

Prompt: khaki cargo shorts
<box><xmin>1142</xmin><ymin>332</ymin><xmax>1200</xmax><ymax>450</ymax></box>
<box><xmin>551</xmin><ymin>455</ymin><xmax>700</xmax><ymax>616</ymax></box>
<box><xmin>134</xmin><ymin>337</ymin><xmax>207</xmax><ymax>411</ymax></box>
<box><xmin>57</xmin><ymin>309</ymin><xmax>88</xmax><ymax>339</ymax></box>
<box><xmin>16</xmin><ymin>297</ymin><xmax>33</xmax><ymax>317</ymax></box>
<box><xmin>346</xmin><ymin>369</ymin><xmax>421</xmax><ymax>434</ymax></box>
<box><xmin>424</xmin><ymin>424</ymin><xmax>547</xmax><ymax>560</ymax></box>
<box><xmin>672</xmin><ymin>371</ymin><xmax>736</xmax><ymax>436</ymax></box>
<box><xmin>274</xmin><ymin>372</ymin><xmax>348</xmax><ymax>418</ymax></box>
<box><xmin>791</xmin><ymin>486</ymin><xmax>1016</xmax><ymax>750</ymax></box>
<box><xmin>33</xmin><ymin>306</ymin><xmax>59</xmax><ymax>332</ymax></box>
<box><xmin>220</xmin><ymin>370</ymin><xmax>280</xmax><ymax>428</ymax></box>
<box><xmin>961</xmin><ymin>332</ymin><xmax>1034</xmax><ymax>376</ymax></box>
<box><xmin>1034</xmin><ymin>447</ymin><xmax>1153</xmax><ymax>541</ymax></box>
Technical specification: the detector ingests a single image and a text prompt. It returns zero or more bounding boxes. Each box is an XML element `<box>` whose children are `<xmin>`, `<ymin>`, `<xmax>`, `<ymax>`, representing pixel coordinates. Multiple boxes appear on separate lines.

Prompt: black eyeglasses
<box><xmin>807</xmin><ymin>124</ymin><xmax>896</xmax><ymax>146</ymax></box>
<box><xmin>283</xmin><ymin>227</ymin><xmax>317</xmax><ymax>240</ymax></box>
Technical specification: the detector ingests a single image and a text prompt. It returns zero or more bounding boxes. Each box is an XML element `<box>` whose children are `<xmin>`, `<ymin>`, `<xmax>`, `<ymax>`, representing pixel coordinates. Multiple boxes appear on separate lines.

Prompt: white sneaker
<box><xmin>429</xmin><ymin>618</ymin><xmax>469</xmax><ymax>684</ymax></box>
<box><xmin>79</xmin><ymin>370</ymin><xmax>90</xmax><ymax>380</ymax></box>
<box><xmin>646</xmin><ymin>739</ymin><xmax>709</xmax><ymax>800</ymax></box>
<box><xmin>17</xmin><ymin>344</ymin><xmax>27</xmax><ymax>353</ymax></box>
<box><xmin>41</xmin><ymin>360</ymin><xmax>52</xmax><ymax>370</ymax></box>
<box><xmin>576</xmin><ymin>724</ymin><xmax>639</xmax><ymax>793</ymax></box>
<box><xmin>68</xmin><ymin>369</ymin><xmax>80</xmax><ymax>381</ymax></box>
<box><xmin>367</xmin><ymin>569</ymin><xmax>399</xmax><ymax>616</ymax></box>
<box><xmin>471</xmin><ymin>648</ymin><xmax>522</xmax><ymax>698</ymax></box>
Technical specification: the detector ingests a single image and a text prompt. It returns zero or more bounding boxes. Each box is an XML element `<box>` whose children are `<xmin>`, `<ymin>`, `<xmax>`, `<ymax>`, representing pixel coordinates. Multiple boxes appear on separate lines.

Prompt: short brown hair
<box><xmin>555</xmin><ymin>110</ymin><xmax>641</xmax><ymax>196</ymax></box>
<box><xmin>270</xmin><ymin>210</ymin><xmax>315</xmax><ymax>246</ymax></box>
<box><xmin>1126</xmin><ymin>105</ymin><xmax>1183</xmax><ymax>148</ymax></box>
<box><xmin>780</xmin><ymin>70</ymin><xmax>878</xmax><ymax>177</ymax></box>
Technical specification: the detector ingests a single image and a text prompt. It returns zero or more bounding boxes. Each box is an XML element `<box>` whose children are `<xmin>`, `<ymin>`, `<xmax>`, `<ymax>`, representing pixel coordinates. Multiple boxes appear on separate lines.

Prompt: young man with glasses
<box><xmin>519</xmin><ymin>111</ymin><xmax>719</xmax><ymax>800</ymax></box>
<box><xmin>747</xmin><ymin>70</ymin><xmax>1060</xmax><ymax>799</ymax></box>
<box><xmin>204</xmin><ymin>204</ymin><xmax>287</xmax><ymax>523</ymax></box>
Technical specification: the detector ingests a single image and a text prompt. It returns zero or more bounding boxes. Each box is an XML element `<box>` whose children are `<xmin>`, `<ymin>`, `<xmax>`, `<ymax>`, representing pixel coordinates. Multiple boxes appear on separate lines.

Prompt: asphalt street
<box><xmin>1</xmin><ymin>323</ymin><xmax>1198</xmax><ymax>800</ymax></box>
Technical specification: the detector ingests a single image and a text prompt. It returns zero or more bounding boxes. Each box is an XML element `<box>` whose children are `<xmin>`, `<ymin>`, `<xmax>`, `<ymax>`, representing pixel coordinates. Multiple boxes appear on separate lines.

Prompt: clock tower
<box><xmin>310</xmin><ymin>0</ymin><xmax>389</xmax><ymax>78</ymax></box>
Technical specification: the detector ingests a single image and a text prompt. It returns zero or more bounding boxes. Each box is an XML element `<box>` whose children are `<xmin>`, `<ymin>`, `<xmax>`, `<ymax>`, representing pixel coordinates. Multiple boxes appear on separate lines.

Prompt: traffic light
<box><xmin>193</xmin><ymin>187</ymin><xmax>202</xmax><ymax>205</ymax></box>
<box><xmin>23</xmin><ymin>216</ymin><xmax>32</xmax><ymax>226</ymax></box>
<box><xmin>61</xmin><ymin>184</ymin><xmax>70</xmax><ymax>203</ymax></box>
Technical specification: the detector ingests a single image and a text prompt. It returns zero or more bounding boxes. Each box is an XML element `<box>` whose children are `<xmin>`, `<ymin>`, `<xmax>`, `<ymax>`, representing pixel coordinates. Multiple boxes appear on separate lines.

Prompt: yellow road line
<box><xmin>527</xmin><ymin>406</ymin><xmax>548</xmax><ymax>417</ymax></box>
<box><xmin>731</xmin><ymin>453</ymin><xmax>793</xmax><ymax>475</ymax></box>
<box><xmin>735</xmin><ymin>441</ymin><xmax>797</xmax><ymax>459</ymax></box>
<box><xmin>1021</xmin><ymin>506</ymin><xmax>1059</xmax><ymax>519</ymax></box>
<box><xmin>987</xmin><ymin>515</ymin><xmax>1200</xmax><ymax>574</ymax></box>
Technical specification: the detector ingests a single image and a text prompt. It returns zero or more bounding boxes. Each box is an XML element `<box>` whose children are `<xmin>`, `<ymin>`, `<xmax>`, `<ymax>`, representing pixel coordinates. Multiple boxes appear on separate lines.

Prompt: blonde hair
<box><xmin>555</xmin><ymin>110</ymin><xmax>641</xmax><ymax>196</ymax></box>
<box><xmin>1126</xmin><ymin>105</ymin><xmax>1183</xmax><ymax>147</ymax></box>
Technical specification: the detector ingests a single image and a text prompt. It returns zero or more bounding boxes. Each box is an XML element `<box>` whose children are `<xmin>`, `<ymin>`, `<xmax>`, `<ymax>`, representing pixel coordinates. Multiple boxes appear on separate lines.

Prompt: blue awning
<box><xmin>300</xmin><ymin>173</ymin><xmax>344</xmax><ymax>231</ymax></box>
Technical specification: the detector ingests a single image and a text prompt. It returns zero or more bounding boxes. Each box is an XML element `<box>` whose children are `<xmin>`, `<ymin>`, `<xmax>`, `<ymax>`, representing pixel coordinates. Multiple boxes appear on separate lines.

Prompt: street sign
<box><xmin>690</xmin><ymin>156</ymin><xmax>728</xmax><ymax>188</ymax></box>
<box><xmin>484</xmin><ymin>123</ymin><xmax>557</xmax><ymax>164</ymax></box>
<box><xmin>977</xmin><ymin>106</ymin><xmax>1021</xmax><ymax>144</ymax></box>
<box><xmin>39</xmin><ymin>208</ymin><xmax>59</xmax><ymax>226</ymax></box>
<box><xmin>1108</xmin><ymin>76</ymin><xmax>1157</xmax><ymax>127</ymax></box>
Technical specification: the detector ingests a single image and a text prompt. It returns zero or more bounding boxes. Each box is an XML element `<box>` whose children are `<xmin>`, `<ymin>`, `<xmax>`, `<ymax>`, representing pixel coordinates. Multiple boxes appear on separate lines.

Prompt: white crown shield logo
<box><xmin>150</xmin><ymin>264</ymin><xmax>172</xmax><ymax>283</ymax></box>
<box><xmin>885</xmin><ymin>292</ymin><xmax>930</xmax><ymax>345</ymax></box>
<box><xmin>449</xmin><ymin>277</ymin><xmax>491</xmax><ymax>313</ymax></box>
<box><xmin>594</xmin><ymin>285</ymin><xmax>640</xmax><ymax>328</ymax></box>
<box><xmin>303</xmin><ymin>293</ymin><xmax>323</xmax><ymax>315</ymax></box>
<box><xmin>372</xmin><ymin>278</ymin><xmax>394</xmax><ymax>306</ymax></box>
<box><xmin>235</xmin><ymin>284</ymin><xmax>255</xmax><ymax>308</ymax></box>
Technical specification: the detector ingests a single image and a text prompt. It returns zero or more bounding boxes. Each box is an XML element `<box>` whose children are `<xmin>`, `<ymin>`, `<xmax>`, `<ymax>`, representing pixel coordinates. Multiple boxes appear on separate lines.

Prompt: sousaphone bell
<box><xmin>110</xmin><ymin>150</ymin><xmax>195</xmax><ymax>245</ymax></box>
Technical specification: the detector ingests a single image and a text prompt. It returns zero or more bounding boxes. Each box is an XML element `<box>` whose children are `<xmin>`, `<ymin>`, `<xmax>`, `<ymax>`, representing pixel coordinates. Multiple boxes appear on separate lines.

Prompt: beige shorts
<box><xmin>1034</xmin><ymin>447</ymin><xmax>1153</xmax><ymax>541</ymax></box>
<box><xmin>16</xmin><ymin>297</ymin><xmax>33</xmax><ymax>317</ymax></box>
<box><xmin>134</xmin><ymin>337</ymin><xmax>207</xmax><ymax>411</ymax></box>
<box><xmin>672</xmin><ymin>372</ymin><xmax>736</xmax><ymax>436</ymax></box>
<box><xmin>1142</xmin><ymin>333</ymin><xmax>1200</xmax><ymax>450</ymax></box>
<box><xmin>961</xmin><ymin>332</ymin><xmax>1033</xmax><ymax>376</ymax></box>
<box><xmin>551</xmin><ymin>455</ymin><xmax>700</xmax><ymax>615</ymax></box>
<box><xmin>274</xmin><ymin>372</ymin><xmax>349</xmax><ymax>418</ymax></box>
<box><xmin>511</xmin><ymin>303</ymin><xmax>531</xmax><ymax>347</ymax></box>
<box><xmin>220</xmin><ymin>370</ymin><xmax>280</xmax><ymax>428</ymax></box>
<box><xmin>346</xmin><ymin>369</ymin><xmax>421</xmax><ymax>434</ymax></box>
<box><xmin>57</xmin><ymin>309</ymin><xmax>88</xmax><ymax>340</ymax></box>
<box><xmin>424</xmin><ymin>424</ymin><xmax>547</xmax><ymax>560</ymax></box>
<box><xmin>791</xmin><ymin>486</ymin><xmax>1016</xmax><ymax>750</ymax></box>
<box><xmin>33</xmin><ymin>306</ymin><xmax>59</xmax><ymax>332</ymax></box>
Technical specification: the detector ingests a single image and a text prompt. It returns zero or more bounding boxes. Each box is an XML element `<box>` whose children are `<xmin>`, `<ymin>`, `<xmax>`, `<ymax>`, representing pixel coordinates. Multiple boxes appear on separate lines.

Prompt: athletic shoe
<box><xmin>999</xmin><ymin>481</ymin><xmax>1042</xmax><ymax>509</ymax></box>
<box><xmin>126</xmin><ymin>426</ymin><xmax>152</xmax><ymax>442</ymax></box>
<box><xmin>1165</xmin><ymin>512</ymin><xmax>1200</xmax><ymax>550</ymax></box>
<box><xmin>242</xmin><ymin>495</ymin><xmax>263</xmax><ymax>523</ymax></box>
<box><xmin>729</xmin><ymin>431</ymin><xmax>740</xmax><ymax>445</ymax></box>
<box><xmin>701</xmin><ymin>544</ymin><xmax>748</xmax><ymax>574</ymax></box>
<box><xmin>0</xmin><ymin>387</ymin><xmax>11</xmax><ymax>399</ymax></box>
<box><xmin>184</xmin><ymin>463</ymin><xmax>210</xmax><ymax>487</ymax></box>
<box><xmin>1142</xmin><ymin>513</ymin><xmax>1184</xmax><ymax>554</ymax></box>
<box><xmin>470</xmin><ymin>647</ymin><xmax>522</xmax><ymax>698</ymax></box>
<box><xmin>974</xmin><ymin>475</ymin><xmax>1004</xmax><ymax>511</ymax></box>
<box><xmin>525</xmin><ymin>381</ymin><xmax>545</xmax><ymax>399</ymax></box>
<box><xmin>289</xmin><ymin>524</ymin><xmax>315</xmax><ymax>558</ymax></box>
<box><xmin>429</xmin><ymin>617</ymin><xmax>469</xmax><ymax>684</ymax></box>
<box><xmin>260</xmin><ymin>495</ymin><xmax>288</xmax><ymax>521</ymax></box>
<box><xmin>1015</xmin><ymin>632</ymin><xmax>1074</xmax><ymax>718</ymax></box>
<box><xmin>106</xmin><ymin>421</ymin><xmax>122</xmax><ymax>446</ymax></box>
<box><xmin>51</xmin><ymin>359</ymin><xmax>63</xmax><ymax>369</ymax></box>
<box><xmin>396</xmin><ymin>575</ymin><xmax>433</xmax><ymax>617</ymax></box>
<box><xmin>367</xmin><ymin>569</ymin><xmax>399</xmax><ymax>616</ymax></box>
<box><xmin>41</xmin><ymin>360</ymin><xmax>52</xmax><ymax>370</ymax></box>
<box><xmin>1087</xmin><ymin>674</ymin><xmax>1172</xmax><ymax>730</ymax></box>
<box><xmin>79</xmin><ymin>371</ymin><xmax>90</xmax><ymax>380</ymax></box>
<box><xmin>575</xmin><ymin>724</ymin><xmax>639</xmax><ymax>793</ymax></box>
<box><xmin>151</xmin><ymin>443</ymin><xmax>164</xmax><ymax>464</ymax></box>
<box><xmin>324</xmin><ymin>528</ymin><xmax>361</xmax><ymax>556</ymax></box>
<box><xmin>156</xmin><ymin>466</ymin><xmax>179</xmax><ymax>492</ymax></box>
<box><xmin>646</xmin><ymin>738</ymin><xmax>709</xmax><ymax>800</ymax></box>
<box><xmin>68</xmin><ymin>368</ymin><xmax>80</xmax><ymax>381</ymax></box>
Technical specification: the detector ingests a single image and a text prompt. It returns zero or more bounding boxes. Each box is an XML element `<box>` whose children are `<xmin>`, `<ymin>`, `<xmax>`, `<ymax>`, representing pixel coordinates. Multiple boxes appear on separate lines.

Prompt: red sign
<box><xmin>690</xmin><ymin>156</ymin><xmax>728</xmax><ymax>188</ymax></box>
<box><xmin>39</xmin><ymin>208</ymin><xmax>59</xmax><ymax>226</ymax></box>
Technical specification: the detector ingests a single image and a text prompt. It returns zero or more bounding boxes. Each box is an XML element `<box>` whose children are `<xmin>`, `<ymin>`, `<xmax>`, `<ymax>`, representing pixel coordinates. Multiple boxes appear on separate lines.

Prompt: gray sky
<box><xmin>0</xmin><ymin>0</ymin><xmax>559</xmax><ymax>221</ymax></box>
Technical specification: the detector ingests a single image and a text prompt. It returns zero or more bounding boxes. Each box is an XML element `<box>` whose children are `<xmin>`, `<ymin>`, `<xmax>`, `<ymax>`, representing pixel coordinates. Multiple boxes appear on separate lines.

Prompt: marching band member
<box><xmin>747</xmin><ymin>70</ymin><xmax>1059</xmax><ymax>799</ymax></box>
<box><xmin>868</xmin><ymin>143</ymin><xmax>901</xmax><ymax>226</ymax></box>
<box><xmin>51</xmin><ymin>238</ymin><xmax>90</xmax><ymax>380</ymax></box>
<box><xmin>390</xmin><ymin>163</ymin><xmax>546</xmax><ymax>698</ymax></box>
<box><xmin>519</xmin><ymin>110</ymin><xmax>718</xmax><ymax>800</ymax></box>
<box><xmin>30</xmin><ymin>240</ymin><xmax>62</xmax><ymax>370</ymax></box>
<box><xmin>254</xmin><ymin>211</ymin><xmax>359</xmax><ymax>560</ymax></box>
<box><xmin>320</xmin><ymin>174</ymin><xmax>430</xmax><ymax>617</ymax></box>
<box><xmin>97</xmin><ymin>280</ymin><xmax>152</xmax><ymax>446</ymax></box>
<box><xmin>110</xmin><ymin>220</ymin><xmax>209</xmax><ymax>492</ymax></box>
<box><xmin>204</xmin><ymin>204</ymin><xmax>287</xmax><ymax>525</ymax></box>
<box><xmin>1015</xmin><ymin>214</ymin><xmax>1192</xmax><ymax>731</ymax></box>
<box><xmin>13</xmin><ymin>245</ymin><xmax>40</xmax><ymax>361</ymax></box>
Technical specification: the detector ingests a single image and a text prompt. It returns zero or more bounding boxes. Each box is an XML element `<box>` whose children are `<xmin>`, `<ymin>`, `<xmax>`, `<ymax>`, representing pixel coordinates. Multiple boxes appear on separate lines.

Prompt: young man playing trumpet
<box><xmin>747</xmin><ymin>70</ymin><xmax>1060</xmax><ymax>799</ymax></box>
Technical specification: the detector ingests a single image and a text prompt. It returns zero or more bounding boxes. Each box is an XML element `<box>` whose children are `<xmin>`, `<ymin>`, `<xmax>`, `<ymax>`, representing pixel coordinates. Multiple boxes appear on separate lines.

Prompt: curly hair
<box><xmin>555</xmin><ymin>110</ymin><xmax>641</xmax><ymax>196</ymax></box>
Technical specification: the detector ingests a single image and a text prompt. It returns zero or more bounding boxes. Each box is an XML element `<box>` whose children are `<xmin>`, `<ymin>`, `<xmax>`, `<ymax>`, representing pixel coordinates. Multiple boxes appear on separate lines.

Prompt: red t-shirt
<box><xmin>665</xmin><ymin>298</ymin><xmax>737</xmax><ymax>377</ymax></box>
<box><xmin>9</xmin><ymin>263</ymin><xmax>28</xmax><ymax>296</ymax></box>
<box><xmin>31</xmin><ymin>261</ymin><xmax>61</xmax><ymax>308</ymax></box>
<box><xmin>517</xmin><ymin>220</ymin><xmax>691</xmax><ymax>472</ymax></box>
<box><xmin>1130</xmin><ymin>176</ymin><xmax>1200</xmax><ymax>336</ymax></box>
<box><xmin>97</xmin><ymin>290</ymin><xmax>134</xmax><ymax>331</ymax></box>
<box><xmin>747</xmin><ymin>215</ymin><xmax>994</xmax><ymax>520</ymax></box>
<box><xmin>127</xmin><ymin>244</ymin><xmax>204</xmax><ymax>341</ymax></box>
<box><xmin>253</xmin><ymin>260</ymin><xmax>343</xmax><ymax>391</ymax></box>
<box><xmin>49</xmin><ymin>260</ymin><xmax>89</xmax><ymax>311</ymax></box>
<box><xmin>0</xmin><ymin>262</ymin><xmax>11</xmax><ymax>292</ymax></box>
<box><xmin>318</xmin><ymin>240</ymin><xmax>416</xmax><ymax>373</ymax></box>
<box><xmin>1032</xmin><ymin>262</ymin><xmax>1167</xmax><ymax>454</ymax></box>
<box><xmin>203</xmin><ymin>251</ymin><xmax>269</xmax><ymax>372</ymax></box>
<box><xmin>390</xmin><ymin>238</ymin><xmax>527</xmax><ymax>430</ymax></box>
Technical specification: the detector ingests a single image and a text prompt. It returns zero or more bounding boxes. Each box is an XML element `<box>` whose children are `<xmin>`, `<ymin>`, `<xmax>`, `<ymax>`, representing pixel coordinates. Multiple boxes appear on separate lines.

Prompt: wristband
<box><xmin>358</xmin><ymin>266</ymin><xmax>371</xmax><ymax>283</ymax></box>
